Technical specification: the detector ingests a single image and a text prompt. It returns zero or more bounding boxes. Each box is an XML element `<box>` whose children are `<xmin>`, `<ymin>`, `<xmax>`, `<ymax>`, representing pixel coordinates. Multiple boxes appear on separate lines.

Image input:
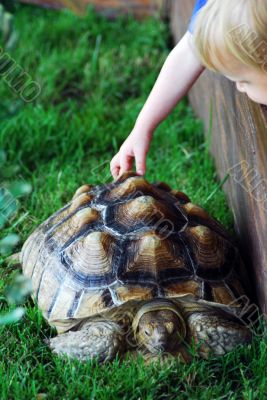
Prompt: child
<box><xmin>110</xmin><ymin>0</ymin><xmax>267</xmax><ymax>178</ymax></box>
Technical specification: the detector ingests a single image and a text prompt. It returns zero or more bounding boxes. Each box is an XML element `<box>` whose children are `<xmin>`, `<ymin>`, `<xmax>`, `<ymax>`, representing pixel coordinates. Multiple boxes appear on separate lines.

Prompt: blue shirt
<box><xmin>188</xmin><ymin>0</ymin><xmax>207</xmax><ymax>32</ymax></box>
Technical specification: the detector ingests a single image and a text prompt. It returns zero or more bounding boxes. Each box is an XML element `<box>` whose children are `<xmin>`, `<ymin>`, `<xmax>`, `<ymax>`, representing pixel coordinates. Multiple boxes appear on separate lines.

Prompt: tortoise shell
<box><xmin>21</xmin><ymin>172</ymin><xmax>247</xmax><ymax>333</ymax></box>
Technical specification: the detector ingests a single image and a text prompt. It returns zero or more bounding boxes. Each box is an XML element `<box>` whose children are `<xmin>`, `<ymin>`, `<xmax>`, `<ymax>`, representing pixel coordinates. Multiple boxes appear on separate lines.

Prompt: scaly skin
<box><xmin>48</xmin><ymin>299</ymin><xmax>252</xmax><ymax>362</ymax></box>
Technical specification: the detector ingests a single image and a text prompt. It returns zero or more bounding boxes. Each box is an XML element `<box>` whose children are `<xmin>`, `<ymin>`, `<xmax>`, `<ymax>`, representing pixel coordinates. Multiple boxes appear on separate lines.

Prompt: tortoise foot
<box><xmin>187</xmin><ymin>311</ymin><xmax>252</xmax><ymax>358</ymax></box>
<box><xmin>48</xmin><ymin>320</ymin><xmax>125</xmax><ymax>362</ymax></box>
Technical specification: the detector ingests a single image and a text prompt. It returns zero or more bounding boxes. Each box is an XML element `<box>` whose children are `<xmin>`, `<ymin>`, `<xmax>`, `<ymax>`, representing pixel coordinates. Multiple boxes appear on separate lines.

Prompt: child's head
<box><xmin>193</xmin><ymin>0</ymin><xmax>267</xmax><ymax>105</ymax></box>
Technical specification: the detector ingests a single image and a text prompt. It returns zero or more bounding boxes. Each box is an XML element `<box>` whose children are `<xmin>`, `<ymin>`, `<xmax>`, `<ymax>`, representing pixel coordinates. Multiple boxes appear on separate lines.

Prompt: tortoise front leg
<box><xmin>186</xmin><ymin>310</ymin><xmax>252</xmax><ymax>359</ymax></box>
<box><xmin>48</xmin><ymin>320</ymin><xmax>125</xmax><ymax>362</ymax></box>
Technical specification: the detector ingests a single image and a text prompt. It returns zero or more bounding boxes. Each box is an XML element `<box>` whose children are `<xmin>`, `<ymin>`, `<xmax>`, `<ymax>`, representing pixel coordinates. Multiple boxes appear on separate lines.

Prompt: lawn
<box><xmin>0</xmin><ymin>4</ymin><xmax>266</xmax><ymax>399</ymax></box>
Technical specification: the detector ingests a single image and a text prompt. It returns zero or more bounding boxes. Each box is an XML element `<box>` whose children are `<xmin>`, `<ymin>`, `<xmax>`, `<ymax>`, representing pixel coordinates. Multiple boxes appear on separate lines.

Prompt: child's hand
<box><xmin>110</xmin><ymin>32</ymin><xmax>205</xmax><ymax>180</ymax></box>
<box><xmin>110</xmin><ymin>129</ymin><xmax>152</xmax><ymax>179</ymax></box>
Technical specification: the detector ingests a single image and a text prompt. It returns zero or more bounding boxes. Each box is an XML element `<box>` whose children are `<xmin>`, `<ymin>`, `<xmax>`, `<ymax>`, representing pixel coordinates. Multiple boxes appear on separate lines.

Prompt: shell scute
<box><xmin>45</xmin><ymin>207</ymin><xmax>100</xmax><ymax>252</ymax></box>
<box><xmin>62</xmin><ymin>231</ymin><xmax>118</xmax><ymax>286</ymax></box>
<box><xmin>72</xmin><ymin>184</ymin><xmax>93</xmax><ymax>199</ymax></box>
<box><xmin>170</xmin><ymin>190</ymin><xmax>191</xmax><ymax>204</ymax></box>
<box><xmin>184</xmin><ymin>225</ymin><xmax>237</xmax><ymax>281</ymax></box>
<box><xmin>106</xmin><ymin>195</ymin><xmax>188</xmax><ymax>235</ymax></box>
<box><xmin>182</xmin><ymin>202</ymin><xmax>234</xmax><ymax>242</ymax></box>
<box><xmin>116</xmin><ymin>231</ymin><xmax>194</xmax><ymax>287</ymax></box>
<box><xmin>70</xmin><ymin>193</ymin><xmax>94</xmax><ymax>213</ymax></box>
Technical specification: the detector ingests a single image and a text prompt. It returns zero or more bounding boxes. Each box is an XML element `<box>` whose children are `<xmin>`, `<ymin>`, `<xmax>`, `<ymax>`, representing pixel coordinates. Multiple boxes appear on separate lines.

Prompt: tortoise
<box><xmin>20</xmin><ymin>172</ymin><xmax>252</xmax><ymax>362</ymax></box>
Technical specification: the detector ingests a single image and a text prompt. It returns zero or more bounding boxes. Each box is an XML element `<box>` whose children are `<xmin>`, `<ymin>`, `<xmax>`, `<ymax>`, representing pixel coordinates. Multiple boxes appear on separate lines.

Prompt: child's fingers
<box><xmin>110</xmin><ymin>152</ymin><xmax>134</xmax><ymax>179</ymax></box>
<box><xmin>134</xmin><ymin>149</ymin><xmax>146</xmax><ymax>176</ymax></box>
<box><xmin>120</xmin><ymin>154</ymin><xmax>134</xmax><ymax>174</ymax></box>
<box><xmin>111</xmin><ymin>166</ymin><xmax>120</xmax><ymax>179</ymax></box>
<box><xmin>110</xmin><ymin>154</ymin><xmax>121</xmax><ymax>178</ymax></box>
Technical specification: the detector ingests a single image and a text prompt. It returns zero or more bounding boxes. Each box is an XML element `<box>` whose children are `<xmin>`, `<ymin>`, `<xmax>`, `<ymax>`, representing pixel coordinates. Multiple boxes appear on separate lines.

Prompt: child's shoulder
<box><xmin>188</xmin><ymin>0</ymin><xmax>207</xmax><ymax>33</ymax></box>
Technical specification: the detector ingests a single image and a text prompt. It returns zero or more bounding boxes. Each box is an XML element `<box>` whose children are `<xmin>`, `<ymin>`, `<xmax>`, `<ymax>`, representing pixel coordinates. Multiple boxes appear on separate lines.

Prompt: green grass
<box><xmin>0</xmin><ymin>5</ymin><xmax>266</xmax><ymax>399</ymax></box>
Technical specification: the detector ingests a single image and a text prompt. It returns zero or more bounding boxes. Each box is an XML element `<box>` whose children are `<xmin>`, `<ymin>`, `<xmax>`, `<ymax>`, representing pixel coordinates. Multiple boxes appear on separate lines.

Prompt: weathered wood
<box><xmin>171</xmin><ymin>0</ymin><xmax>267</xmax><ymax>317</ymax></box>
<box><xmin>19</xmin><ymin>0</ymin><xmax>169</xmax><ymax>18</ymax></box>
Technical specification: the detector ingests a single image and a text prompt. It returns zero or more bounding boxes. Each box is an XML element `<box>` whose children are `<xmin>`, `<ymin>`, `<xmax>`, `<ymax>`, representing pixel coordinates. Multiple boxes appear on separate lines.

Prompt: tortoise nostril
<box><xmin>153</xmin><ymin>342</ymin><xmax>165</xmax><ymax>352</ymax></box>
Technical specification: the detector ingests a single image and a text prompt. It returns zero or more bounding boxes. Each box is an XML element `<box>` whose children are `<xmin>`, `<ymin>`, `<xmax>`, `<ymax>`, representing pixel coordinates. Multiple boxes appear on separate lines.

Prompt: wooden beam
<box><xmin>171</xmin><ymin>0</ymin><xmax>267</xmax><ymax>317</ymax></box>
<box><xmin>19</xmin><ymin>0</ymin><xmax>169</xmax><ymax>18</ymax></box>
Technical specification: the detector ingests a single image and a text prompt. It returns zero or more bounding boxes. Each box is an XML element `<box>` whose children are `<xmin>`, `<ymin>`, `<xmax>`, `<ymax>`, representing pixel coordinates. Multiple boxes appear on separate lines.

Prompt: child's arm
<box><xmin>110</xmin><ymin>31</ymin><xmax>205</xmax><ymax>178</ymax></box>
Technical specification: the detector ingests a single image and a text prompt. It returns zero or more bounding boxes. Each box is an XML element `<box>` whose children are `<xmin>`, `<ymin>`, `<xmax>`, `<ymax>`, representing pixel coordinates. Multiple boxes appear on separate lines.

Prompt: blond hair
<box><xmin>193</xmin><ymin>0</ymin><xmax>267</xmax><ymax>73</ymax></box>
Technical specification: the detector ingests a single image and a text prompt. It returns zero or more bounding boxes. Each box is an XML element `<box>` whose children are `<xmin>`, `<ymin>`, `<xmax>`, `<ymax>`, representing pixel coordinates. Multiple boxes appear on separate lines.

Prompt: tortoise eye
<box><xmin>144</xmin><ymin>329</ymin><xmax>151</xmax><ymax>336</ymax></box>
<box><xmin>165</xmin><ymin>322</ymin><xmax>174</xmax><ymax>334</ymax></box>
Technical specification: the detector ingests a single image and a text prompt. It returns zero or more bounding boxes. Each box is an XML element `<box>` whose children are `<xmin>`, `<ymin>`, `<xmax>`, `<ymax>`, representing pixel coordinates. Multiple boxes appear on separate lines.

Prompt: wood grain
<box><xmin>171</xmin><ymin>0</ymin><xmax>267</xmax><ymax>317</ymax></box>
<box><xmin>19</xmin><ymin>0</ymin><xmax>169</xmax><ymax>18</ymax></box>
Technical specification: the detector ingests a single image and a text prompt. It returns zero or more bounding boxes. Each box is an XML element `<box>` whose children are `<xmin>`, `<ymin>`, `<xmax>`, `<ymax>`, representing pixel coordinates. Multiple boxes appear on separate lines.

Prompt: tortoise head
<box><xmin>132</xmin><ymin>300</ymin><xmax>186</xmax><ymax>354</ymax></box>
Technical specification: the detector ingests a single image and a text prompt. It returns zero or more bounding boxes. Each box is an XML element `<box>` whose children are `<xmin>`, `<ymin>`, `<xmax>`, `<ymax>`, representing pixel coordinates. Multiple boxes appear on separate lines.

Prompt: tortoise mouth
<box><xmin>132</xmin><ymin>298</ymin><xmax>187</xmax><ymax>343</ymax></box>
